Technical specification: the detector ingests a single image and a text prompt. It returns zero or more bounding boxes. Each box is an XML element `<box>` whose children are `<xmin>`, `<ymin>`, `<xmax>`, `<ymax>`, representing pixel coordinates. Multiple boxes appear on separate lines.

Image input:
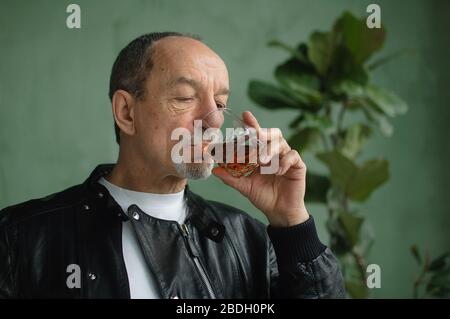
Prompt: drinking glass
<box><xmin>201</xmin><ymin>108</ymin><xmax>262</xmax><ymax>177</ymax></box>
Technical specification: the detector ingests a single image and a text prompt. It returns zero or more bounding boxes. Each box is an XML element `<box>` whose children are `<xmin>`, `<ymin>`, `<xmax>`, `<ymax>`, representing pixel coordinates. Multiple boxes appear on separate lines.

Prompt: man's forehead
<box><xmin>167</xmin><ymin>76</ymin><xmax>230</xmax><ymax>95</ymax></box>
<box><xmin>153</xmin><ymin>36</ymin><xmax>217</xmax><ymax>58</ymax></box>
<box><xmin>152</xmin><ymin>37</ymin><xmax>228</xmax><ymax>73</ymax></box>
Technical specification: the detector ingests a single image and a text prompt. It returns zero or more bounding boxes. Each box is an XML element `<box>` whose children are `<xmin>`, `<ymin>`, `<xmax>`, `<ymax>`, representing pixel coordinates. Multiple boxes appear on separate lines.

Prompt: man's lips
<box><xmin>188</xmin><ymin>142</ymin><xmax>213</xmax><ymax>161</ymax></box>
<box><xmin>190</xmin><ymin>142</ymin><xmax>212</xmax><ymax>149</ymax></box>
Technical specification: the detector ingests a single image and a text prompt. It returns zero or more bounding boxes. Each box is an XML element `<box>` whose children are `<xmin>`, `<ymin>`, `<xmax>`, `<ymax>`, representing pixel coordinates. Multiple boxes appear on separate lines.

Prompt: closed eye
<box><xmin>175</xmin><ymin>97</ymin><xmax>195</xmax><ymax>102</ymax></box>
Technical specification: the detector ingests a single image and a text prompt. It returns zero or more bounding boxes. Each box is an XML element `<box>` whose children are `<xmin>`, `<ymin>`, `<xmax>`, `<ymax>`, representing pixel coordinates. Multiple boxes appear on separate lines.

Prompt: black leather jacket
<box><xmin>0</xmin><ymin>164</ymin><xmax>345</xmax><ymax>299</ymax></box>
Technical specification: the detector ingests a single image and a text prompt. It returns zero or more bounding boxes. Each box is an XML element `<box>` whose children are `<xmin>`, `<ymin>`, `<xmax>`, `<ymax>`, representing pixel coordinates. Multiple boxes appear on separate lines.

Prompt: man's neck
<box><xmin>107</xmin><ymin>156</ymin><xmax>187</xmax><ymax>194</ymax></box>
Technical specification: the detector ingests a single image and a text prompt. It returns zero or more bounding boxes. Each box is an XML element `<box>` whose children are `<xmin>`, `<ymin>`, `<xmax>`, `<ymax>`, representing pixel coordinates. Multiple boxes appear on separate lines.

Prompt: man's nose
<box><xmin>198</xmin><ymin>102</ymin><xmax>224</xmax><ymax>129</ymax></box>
<box><xmin>202</xmin><ymin>109</ymin><xmax>224</xmax><ymax>129</ymax></box>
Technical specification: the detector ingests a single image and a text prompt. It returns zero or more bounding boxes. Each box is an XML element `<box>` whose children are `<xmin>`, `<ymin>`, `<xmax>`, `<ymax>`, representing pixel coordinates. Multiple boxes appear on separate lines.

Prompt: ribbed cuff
<box><xmin>267</xmin><ymin>215</ymin><xmax>326</xmax><ymax>266</ymax></box>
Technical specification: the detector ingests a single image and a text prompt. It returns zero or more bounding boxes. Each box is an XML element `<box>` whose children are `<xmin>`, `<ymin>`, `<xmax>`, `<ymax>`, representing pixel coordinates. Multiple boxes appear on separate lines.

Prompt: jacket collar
<box><xmin>83</xmin><ymin>164</ymin><xmax>225</xmax><ymax>243</ymax></box>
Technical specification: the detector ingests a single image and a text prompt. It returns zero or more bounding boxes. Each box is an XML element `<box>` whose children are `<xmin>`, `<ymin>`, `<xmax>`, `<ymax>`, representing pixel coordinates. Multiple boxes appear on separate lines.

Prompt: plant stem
<box><xmin>321</xmin><ymin>132</ymin><xmax>330</xmax><ymax>151</ymax></box>
<box><xmin>352</xmin><ymin>248</ymin><xmax>368</xmax><ymax>284</ymax></box>
<box><xmin>337</xmin><ymin>102</ymin><xmax>347</xmax><ymax>135</ymax></box>
<box><xmin>342</xmin><ymin>193</ymin><xmax>349</xmax><ymax>212</ymax></box>
<box><xmin>325</xmin><ymin>101</ymin><xmax>331</xmax><ymax>118</ymax></box>
<box><xmin>320</xmin><ymin>101</ymin><xmax>332</xmax><ymax>151</ymax></box>
<box><xmin>327</xmin><ymin>206</ymin><xmax>335</xmax><ymax>218</ymax></box>
<box><xmin>413</xmin><ymin>269</ymin><xmax>426</xmax><ymax>299</ymax></box>
<box><xmin>413</xmin><ymin>252</ymin><xmax>430</xmax><ymax>298</ymax></box>
<box><xmin>329</xmin><ymin>102</ymin><xmax>347</xmax><ymax>149</ymax></box>
<box><xmin>327</xmin><ymin>101</ymin><xmax>369</xmax><ymax>297</ymax></box>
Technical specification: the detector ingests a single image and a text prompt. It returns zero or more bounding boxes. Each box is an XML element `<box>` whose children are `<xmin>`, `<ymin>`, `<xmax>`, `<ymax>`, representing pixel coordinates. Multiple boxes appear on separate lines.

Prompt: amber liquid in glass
<box><xmin>208</xmin><ymin>138</ymin><xmax>259</xmax><ymax>178</ymax></box>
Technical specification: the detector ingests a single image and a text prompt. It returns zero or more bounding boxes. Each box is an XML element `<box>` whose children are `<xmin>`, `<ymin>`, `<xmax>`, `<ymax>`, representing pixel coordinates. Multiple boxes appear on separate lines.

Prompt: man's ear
<box><xmin>111</xmin><ymin>90</ymin><xmax>136</xmax><ymax>139</ymax></box>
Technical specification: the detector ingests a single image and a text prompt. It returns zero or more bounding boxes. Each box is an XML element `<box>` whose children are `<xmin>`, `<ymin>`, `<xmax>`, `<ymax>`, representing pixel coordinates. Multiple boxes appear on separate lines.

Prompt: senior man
<box><xmin>0</xmin><ymin>32</ymin><xmax>345</xmax><ymax>299</ymax></box>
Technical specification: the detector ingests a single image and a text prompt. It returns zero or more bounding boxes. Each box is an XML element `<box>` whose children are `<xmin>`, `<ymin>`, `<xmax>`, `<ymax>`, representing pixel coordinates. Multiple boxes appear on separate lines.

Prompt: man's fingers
<box><xmin>259</xmin><ymin>138</ymin><xmax>291</xmax><ymax>165</ymax></box>
<box><xmin>276</xmin><ymin>149</ymin><xmax>303</xmax><ymax>176</ymax></box>
<box><xmin>212</xmin><ymin>166</ymin><xmax>248</xmax><ymax>193</ymax></box>
<box><xmin>242</xmin><ymin>111</ymin><xmax>261</xmax><ymax>131</ymax></box>
<box><xmin>222</xmin><ymin>111</ymin><xmax>298</xmax><ymax>176</ymax></box>
<box><xmin>241</xmin><ymin>112</ymin><xmax>287</xmax><ymax>153</ymax></box>
<box><xmin>258</xmin><ymin>127</ymin><xmax>283</xmax><ymax>144</ymax></box>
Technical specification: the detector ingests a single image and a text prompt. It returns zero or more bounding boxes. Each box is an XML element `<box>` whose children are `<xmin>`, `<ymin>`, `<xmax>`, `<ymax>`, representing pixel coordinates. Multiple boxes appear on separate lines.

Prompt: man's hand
<box><xmin>212</xmin><ymin>111</ymin><xmax>309</xmax><ymax>227</ymax></box>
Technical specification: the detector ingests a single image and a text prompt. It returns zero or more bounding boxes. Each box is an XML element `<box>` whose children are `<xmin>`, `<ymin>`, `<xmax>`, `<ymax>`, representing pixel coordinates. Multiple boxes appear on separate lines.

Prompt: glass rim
<box><xmin>201</xmin><ymin>107</ymin><xmax>247</xmax><ymax>129</ymax></box>
<box><xmin>200</xmin><ymin>107</ymin><xmax>263</xmax><ymax>146</ymax></box>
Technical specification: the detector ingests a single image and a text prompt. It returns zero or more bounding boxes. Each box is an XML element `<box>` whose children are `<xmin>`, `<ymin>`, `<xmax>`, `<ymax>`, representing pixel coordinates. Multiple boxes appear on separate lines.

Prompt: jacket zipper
<box><xmin>179</xmin><ymin>223</ymin><xmax>216</xmax><ymax>299</ymax></box>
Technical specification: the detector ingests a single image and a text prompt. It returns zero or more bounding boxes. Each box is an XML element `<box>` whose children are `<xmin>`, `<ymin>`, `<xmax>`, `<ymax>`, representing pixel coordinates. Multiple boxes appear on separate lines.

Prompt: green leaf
<box><xmin>305</xmin><ymin>172</ymin><xmax>331</xmax><ymax>203</ymax></box>
<box><xmin>317</xmin><ymin>151</ymin><xmax>389</xmax><ymax>201</ymax></box>
<box><xmin>288</xmin><ymin>127</ymin><xmax>323</xmax><ymax>154</ymax></box>
<box><xmin>296</xmin><ymin>113</ymin><xmax>333</xmax><ymax>133</ymax></box>
<box><xmin>365</xmin><ymin>85</ymin><xmax>408</xmax><ymax>117</ymax></box>
<box><xmin>368</xmin><ymin>48</ymin><xmax>415</xmax><ymax>70</ymax></box>
<box><xmin>426</xmin><ymin>266</ymin><xmax>450</xmax><ymax>298</ymax></box>
<box><xmin>290</xmin><ymin>112</ymin><xmax>335</xmax><ymax>135</ymax></box>
<box><xmin>275</xmin><ymin>59</ymin><xmax>323</xmax><ymax>106</ymax></box>
<box><xmin>331</xmin><ymin>80</ymin><xmax>366</xmax><ymax>99</ymax></box>
<box><xmin>339</xmin><ymin>123</ymin><xmax>372</xmax><ymax>159</ymax></box>
<box><xmin>341</xmin><ymin>252</ymin><xmax>370</xmax><ymax>298</ymax></box>
<box><xmin>327</xmin><ymin>46</ymin><xmax>369</xmax><ymax>90</ymax></box>
<box><xmin>338</xmin><ymin>211</ymin><xmax>364</xmax><ymax>246</ymax></box>
<box><xmin>317</xmin><ymin>151</ymin><xmax>357</xmax><ymax>191</ymax></box>
<box><xmin>327</xmin><ymin>216</ymin><xmax>353</xmax><ymax>254</ymax></box>
<box><xmin>410</xmin><ymin>245</ymin><xmax>422</xmax><ymax>265</ymax></box>
<box><xmin>288</xmin><ymin>114</ymin><xmax>304</xmax><ymax>129</ymax></box>
<box><xmin>275</xmin><ymin>58</ymin><xmax>320</xmax><ymax>89</ymax></box>
<box><xmin>345</xmin><ymin>280</ymin><xmax>369</xmax><ymax>299</ymax></box>
<box><xmin>429</xmin><ymin>252</ymin><xmax>450</xmax><ymax>272</ymax></box>
<box><xmin>359</xmin><ymin>223</ymin><xmax>375</xmax><ymax>256</ymax></box>
<box><xmin>268</xmin><ymin>40</ymin><xmax>309</xmax><ymax>63</ymax></box>
<box><xmin>308</xmin><ymin>31</ymin><xmax>334</xmax><ymax>75</ymax></box>
<box><xmin>347</xmin><ymin>158</ymin><xmax>389</xmax><ymax>201</ymax></box>
<box><xmin>285</xmin><ymin>86</ymin><xmax>323</xmax><ymax>110</ymax></box>
<box><xmin>332</xmin><ymin>83</ymin><xmax>408</xmax><ymax>120</ymax></box>
<box><xmin>247</xmin><ymin>80</ymin><xmax>301</xmax><ymax>110</ymax></box>
<box><xmin>361</xmin><ymin>100</ymin><xmax>394</xmax><ymax>137</ymax></box>
<box><xmin>333</xmin><ymin>11</ymin><xmax>386</xmax><ymax>64</ymax></box>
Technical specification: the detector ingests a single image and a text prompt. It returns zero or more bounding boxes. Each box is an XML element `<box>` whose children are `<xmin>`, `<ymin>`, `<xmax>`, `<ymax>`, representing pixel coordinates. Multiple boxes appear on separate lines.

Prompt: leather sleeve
<box><xmin>267</xmin><ymin>216</ymin><xmax>346</xmax><ymax>298</ymax></box>
<box><xmin>0</xmin><ymin>225</ymin><xmax>15</xmax><ymax>298</ymax></box>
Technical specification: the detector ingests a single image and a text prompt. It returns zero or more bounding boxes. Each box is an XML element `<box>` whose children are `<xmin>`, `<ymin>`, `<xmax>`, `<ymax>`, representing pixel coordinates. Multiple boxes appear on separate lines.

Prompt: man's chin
<box><xmin>173</xmin><ymin>162</ymin><xmax>214</xmax><ymax>180</ymax></box>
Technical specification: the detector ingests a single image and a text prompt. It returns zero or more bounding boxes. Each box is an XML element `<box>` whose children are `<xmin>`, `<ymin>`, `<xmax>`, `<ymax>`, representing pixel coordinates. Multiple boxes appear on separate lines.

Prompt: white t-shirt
<box><xmin>98</xmin><ymin>177</ymin><xmax>187</xmax><ymax>299</ymax></box>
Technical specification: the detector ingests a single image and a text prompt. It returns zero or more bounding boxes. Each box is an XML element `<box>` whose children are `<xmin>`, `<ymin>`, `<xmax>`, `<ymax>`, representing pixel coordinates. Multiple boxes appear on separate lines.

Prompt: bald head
<box><xmin>151</xmin><ymin>36</ymin><xmax>227</xmax><ymax>75</ymax></box>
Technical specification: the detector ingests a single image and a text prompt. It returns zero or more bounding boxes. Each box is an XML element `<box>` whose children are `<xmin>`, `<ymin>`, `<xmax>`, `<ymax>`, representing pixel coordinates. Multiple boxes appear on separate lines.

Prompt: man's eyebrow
<box><xmin>215</xmin><ymin>87</ymin><xmax>230</xmax><ymax>96</ymax></box>
<box><xmin>170</xmin><ymin>76</ymin><xmax>230</xmax><ymax>96</ymax></box>
<box><xmin>169</xmin><ymin>76</ymin><xmax>200</xmax><ymax>90</ymax></box>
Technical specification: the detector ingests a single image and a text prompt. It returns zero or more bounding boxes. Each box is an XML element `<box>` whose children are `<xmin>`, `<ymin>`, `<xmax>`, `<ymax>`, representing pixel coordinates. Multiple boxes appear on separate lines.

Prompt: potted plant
<box><xmin>248</xmin><ymin>11</ymin><xmax>409</xmax><ymax>298</ymax></box>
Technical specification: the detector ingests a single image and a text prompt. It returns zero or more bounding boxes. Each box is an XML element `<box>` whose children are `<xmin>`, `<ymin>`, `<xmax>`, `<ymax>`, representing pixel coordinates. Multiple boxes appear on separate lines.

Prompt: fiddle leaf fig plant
<box><xmin>411</xmin><ymin>245</ymin><xmax>450</xmax><ymax>298</ymax></box>
<box><xmin>248</xmin><ymin>11</ymin><xmax>409</xmax><ymax>298</ymax></box>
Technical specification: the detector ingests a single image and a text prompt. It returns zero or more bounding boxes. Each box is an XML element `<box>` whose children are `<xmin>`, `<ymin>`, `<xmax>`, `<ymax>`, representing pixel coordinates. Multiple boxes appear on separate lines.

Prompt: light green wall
<box><xmin>1</xmin><ymin>0</ymin><xmax>449</xmax><ymax>298</ymax></box>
